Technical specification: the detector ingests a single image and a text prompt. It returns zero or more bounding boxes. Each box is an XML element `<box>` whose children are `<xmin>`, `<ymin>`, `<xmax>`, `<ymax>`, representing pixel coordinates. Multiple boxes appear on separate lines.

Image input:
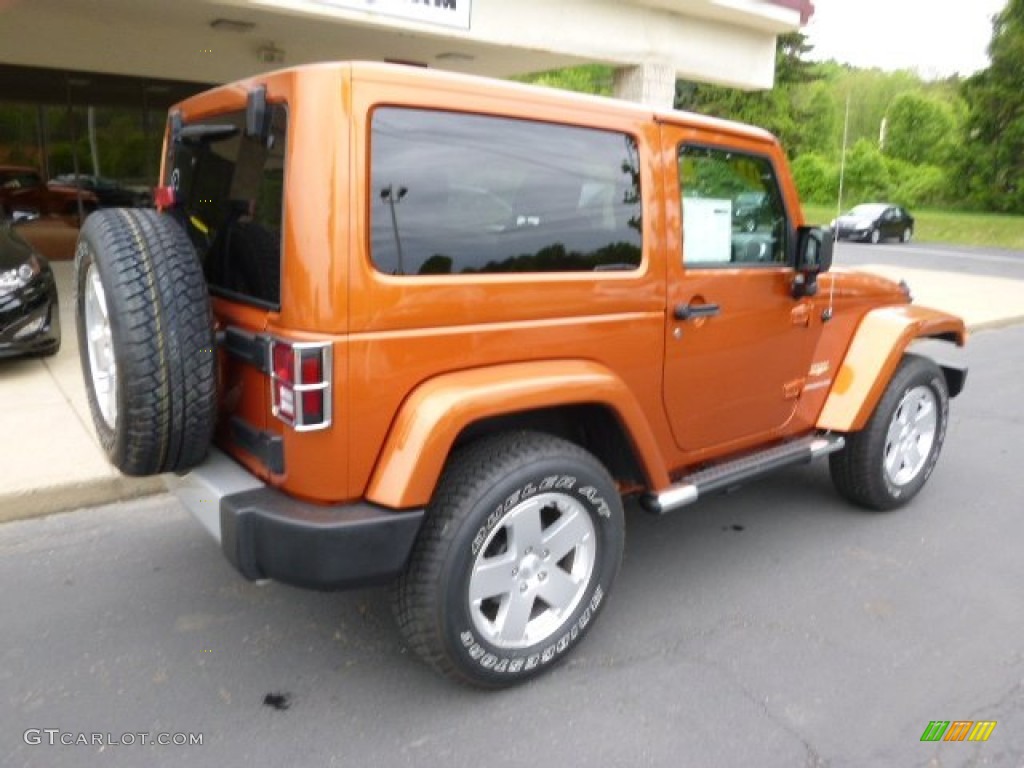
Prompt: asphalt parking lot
<box><xmin>2</xmin><ymin>322</ymin><xmax>1022</xmax><ymax>767</ymax></box>
<box><xmin>834</xmin><ymin>239</ymin><xmax>1024</xmax><ymax>281</ymax></box>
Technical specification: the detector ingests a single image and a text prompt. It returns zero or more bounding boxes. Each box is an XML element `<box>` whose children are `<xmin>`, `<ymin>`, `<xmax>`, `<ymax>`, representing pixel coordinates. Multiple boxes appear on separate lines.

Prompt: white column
<box><xmin>612</xmin><ymin>62</ymin><xmax>677</xmax><ymax>109</ymax></box>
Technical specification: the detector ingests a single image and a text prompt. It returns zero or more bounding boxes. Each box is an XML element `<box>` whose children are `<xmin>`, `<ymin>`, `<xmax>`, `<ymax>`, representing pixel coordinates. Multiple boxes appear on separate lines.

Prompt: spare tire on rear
<box><xmin>75</xmin><ymin>209</ymin><xmax>217</xmax><ymax>476</ymax></box>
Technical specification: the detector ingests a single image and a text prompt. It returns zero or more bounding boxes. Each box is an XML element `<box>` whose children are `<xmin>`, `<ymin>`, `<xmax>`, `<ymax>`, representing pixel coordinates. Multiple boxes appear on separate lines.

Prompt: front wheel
<box><xmin>393</xmin><ymin>431</ymin><xmax>625</xmax><ymax>688</ymax></box>
<box><xmin>830</xmin><ymin>354</ymin><xmax>949</xmax><ymax>510</ymax></box>
<box><xmin>869</xmin><ymin>228</ymin><xmax>881</xmax><ymax>244</ymax></box>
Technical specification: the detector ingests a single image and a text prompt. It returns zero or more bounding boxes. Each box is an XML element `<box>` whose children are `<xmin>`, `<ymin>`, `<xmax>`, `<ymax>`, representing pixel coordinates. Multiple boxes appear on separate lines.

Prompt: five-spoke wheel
<box><xmin>394</xmin><ymin>431</ymin><xmax>624</xmax><ymax>688</ymax></box>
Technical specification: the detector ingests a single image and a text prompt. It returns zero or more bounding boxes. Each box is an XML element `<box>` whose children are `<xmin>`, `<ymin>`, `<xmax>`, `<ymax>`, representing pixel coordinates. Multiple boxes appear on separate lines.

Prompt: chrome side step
<box><xmin>640</xmin><ymin>434</ymin><xmax>845</xmax><ymax>515</ymax></box>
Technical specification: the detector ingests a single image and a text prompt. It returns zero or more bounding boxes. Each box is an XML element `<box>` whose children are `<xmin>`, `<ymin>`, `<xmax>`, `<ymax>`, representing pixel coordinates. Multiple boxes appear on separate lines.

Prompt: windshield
<box><xmin>847</xmin><ymin>204</ymin><xmax>887</xmax><ymax>218</ymax></box>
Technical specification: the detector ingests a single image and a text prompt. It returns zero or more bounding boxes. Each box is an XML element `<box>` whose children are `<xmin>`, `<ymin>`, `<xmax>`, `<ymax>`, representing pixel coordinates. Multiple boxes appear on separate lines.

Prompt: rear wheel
<box><xmin>394</xmin><ymin>431</ymin><xmax>624</xmax><ymax>688</ymax></box>
<box><xmin>75</xmin><ymin>208</ymin><xmax>216</xmax><ymax>476</ymax></box>
<box><xmin>901</xmin><ymin>227</ymin><xmax>913</xmax><ymax>243</ymax></box>
<box><xmin>830</xmin><ymin>355</ymin><xmax>948</xmax><ymax>510</ymax></box>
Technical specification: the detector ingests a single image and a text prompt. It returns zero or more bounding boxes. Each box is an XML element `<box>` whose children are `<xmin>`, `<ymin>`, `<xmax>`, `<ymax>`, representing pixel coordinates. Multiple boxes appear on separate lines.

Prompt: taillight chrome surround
<box><xmin>268</xmin><ymin>339</ymin><xmax>333</xmax><ymax>431</ymax></box>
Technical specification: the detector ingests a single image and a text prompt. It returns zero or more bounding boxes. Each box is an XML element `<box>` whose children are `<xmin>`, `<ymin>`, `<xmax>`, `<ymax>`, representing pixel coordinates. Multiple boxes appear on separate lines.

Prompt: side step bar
<box><xmin>640</xmin><ymin>434</ymin><xmax>845</xmax><ymax>515</ymax></box>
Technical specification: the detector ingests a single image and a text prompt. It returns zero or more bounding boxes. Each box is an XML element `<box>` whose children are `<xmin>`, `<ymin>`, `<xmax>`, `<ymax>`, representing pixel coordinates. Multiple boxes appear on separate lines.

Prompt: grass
<box><xmin>801</xmin><ymin>203</ymin><xmax>1024</xmax><ymax>251</ymax></box>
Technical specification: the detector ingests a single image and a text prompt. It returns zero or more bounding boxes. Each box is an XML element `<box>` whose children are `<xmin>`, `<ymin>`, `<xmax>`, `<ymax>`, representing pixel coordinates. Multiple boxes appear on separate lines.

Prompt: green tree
<box><xmin>791</xmin><ymin>81</ymin><xmax>839</xmax><ymax>155</ymax></box>
<box><xmin>674</xmin><ymin>32</ymin><xmax>817</xmax><ymax>152</ymax></box>
<box><xmin>884</xmin><ymin>157</ymin><xmax>949</xmax><ymax>207</ymax></box>
<box><xmin>883</xmin><ymin>92</ymin><xmax>955</xmax><ymax>166</ymax></box>
<box><xmin>843</xmin><ymin>139</ymin><xmax>891</xmax><ymax>203</ymax></box>
<box><xmin>517</xmin><ymin>64</ymin><xmax>614</xmax><ymax>96</ymax></box>
<box><xmin>791</xmin><ymin>152</ymin><xmax>838</xmax><ymax>204</ymax></box>
<box><xmin>960</xmin><ymin>0</ymin><xmax>1024</xmax><ymax>213</ymax></box>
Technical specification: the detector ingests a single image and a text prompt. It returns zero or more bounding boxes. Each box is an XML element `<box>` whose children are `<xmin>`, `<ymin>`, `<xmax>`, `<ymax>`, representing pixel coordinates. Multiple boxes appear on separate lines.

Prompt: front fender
<box><xmin>816</xmin><ymin>305</ymin><xmax>967</xmax><ymax>432</ymax></box>
<box><xmin>365</xmin><ymin>360</ymin><xmax>670</xmax><ymax>509</ymax></box>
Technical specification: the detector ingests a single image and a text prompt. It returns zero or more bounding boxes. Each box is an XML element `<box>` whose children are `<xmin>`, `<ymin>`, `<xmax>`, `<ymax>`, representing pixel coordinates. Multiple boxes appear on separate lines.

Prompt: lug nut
<box><xmin>542</xmin><ymin>549</ymin><xmax>549</xmax><ymax>559</ymax></box>
<box><xmin>538</xmin><ymin>571</ymin><xmax>547</xmax><ymax>581</ymax></box>
<box><xmin>520</xmin><ymin>583</ymin><xmax>528</xmax><ymax>593</ymax></box>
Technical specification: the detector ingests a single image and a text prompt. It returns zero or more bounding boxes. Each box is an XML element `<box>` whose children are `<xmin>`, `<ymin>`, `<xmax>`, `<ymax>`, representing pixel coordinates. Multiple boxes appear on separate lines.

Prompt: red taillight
<box><xmin>269</xmin><ymin>339</ymin><xmax>331</xmax><ymax>430</ymax></box>
<box><xmin>300</xmin><ymin>353</ymin><xmax>323</xmax><ymax>422</ymax></box>
<box><xmin>272</xmin><ymin>343</ymin><xmax>296</xmax><ymax>420</ymax></box>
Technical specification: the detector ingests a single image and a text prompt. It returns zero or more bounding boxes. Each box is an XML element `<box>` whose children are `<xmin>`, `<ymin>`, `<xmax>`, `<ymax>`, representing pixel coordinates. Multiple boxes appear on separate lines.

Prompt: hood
<box><xmin>0</xmin><ymin>223</ymin><xmax>37</xmax><ymax>270</ymax></box>
<box><xmin>819</xmin><ymin>267</ymin><xmax>910</xmax><ymax>304</ymax></box>
<box><xmin>835</xmin><ymin>214</ymin><xmax>874</xmax><ymax>228</ymax></box>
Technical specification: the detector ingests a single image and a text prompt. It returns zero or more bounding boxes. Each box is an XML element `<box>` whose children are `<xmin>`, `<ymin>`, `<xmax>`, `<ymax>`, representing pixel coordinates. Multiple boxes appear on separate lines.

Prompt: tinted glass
<box><xmin>169</xmin><ymin>106</ymin><xmax>286</xmax><ymax>306</ymax></box>
<box><xmin>679</xmin><ymin>146</ymin><xmax>788</xmax><ymax>266</ymax></box>
<box><xmin>370</xmin><ymin>108</ymin><xmax>642</xmax><ymax>275</ymax></box>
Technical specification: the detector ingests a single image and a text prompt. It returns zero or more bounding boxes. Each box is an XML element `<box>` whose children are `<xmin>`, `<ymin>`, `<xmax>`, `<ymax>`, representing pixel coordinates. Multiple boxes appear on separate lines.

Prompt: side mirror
<box><xmin>792</xmin><ymin>226</ymin><xmax>834</xmax><ymax>298</ymax></box>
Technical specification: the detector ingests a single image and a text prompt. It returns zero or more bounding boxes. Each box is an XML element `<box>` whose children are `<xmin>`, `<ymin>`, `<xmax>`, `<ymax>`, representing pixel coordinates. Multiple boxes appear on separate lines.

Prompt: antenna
<box><xmin>826</xmin><ymin>92</ymin><xmax>851</xmax><ymax>321</ymax></box>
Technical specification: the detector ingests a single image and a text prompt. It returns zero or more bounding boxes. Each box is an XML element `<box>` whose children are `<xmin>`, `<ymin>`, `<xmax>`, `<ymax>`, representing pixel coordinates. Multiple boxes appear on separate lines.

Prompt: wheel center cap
<box><xmin>518</xmin><ymin>553</ymin><xmax>541</xmax><ymax>581</ymax></box>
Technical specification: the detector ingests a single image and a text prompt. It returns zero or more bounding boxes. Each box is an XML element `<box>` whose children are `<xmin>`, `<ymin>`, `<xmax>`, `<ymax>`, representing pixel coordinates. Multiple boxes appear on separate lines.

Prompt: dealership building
<box><xmin>0</xmin><ymin>0</ymin><xmax>812</xmax><ymax>216</ymax></box>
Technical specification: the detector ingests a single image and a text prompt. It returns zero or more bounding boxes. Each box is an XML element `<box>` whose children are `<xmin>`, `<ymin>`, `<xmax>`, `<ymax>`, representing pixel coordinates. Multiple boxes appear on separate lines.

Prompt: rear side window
<box><xmin>169</xmin><ymin>106</ymin><xmax>286</xmax><ymax>307</ymax></box>
<box><xmin>370</xmin><ymin>108</ymin><xmax>642</xmax><ymax>276</ymax></box>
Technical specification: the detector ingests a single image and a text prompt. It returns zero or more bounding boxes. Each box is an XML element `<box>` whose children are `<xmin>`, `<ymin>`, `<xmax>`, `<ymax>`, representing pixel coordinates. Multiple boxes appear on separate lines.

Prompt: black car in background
<box><xmin>831</xmin><ymin>203</ymin><xmax>915</xmax><ymax>244</ymax></box>
<box><xmin>0</xmin><ymin>208</ymin><xmax>60</xmax><ymax>358</ymax></box>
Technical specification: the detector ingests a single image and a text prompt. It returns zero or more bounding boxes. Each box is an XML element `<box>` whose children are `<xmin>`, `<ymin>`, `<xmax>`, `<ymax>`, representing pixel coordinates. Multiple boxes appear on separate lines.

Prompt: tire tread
<box><xmin>393</xmin><ymin>430</ymin><xmax>620</xmax><ymax>687</ymax></box>
<box><xmin>75</xmin><ymin>209</ymin><xmax>216</xmax><ymax>476</ymax></box>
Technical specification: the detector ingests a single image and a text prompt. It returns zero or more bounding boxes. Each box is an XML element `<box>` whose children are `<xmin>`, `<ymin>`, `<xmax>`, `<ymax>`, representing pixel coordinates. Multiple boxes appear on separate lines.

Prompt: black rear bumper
<box><xmin>220</xmin><ymin>488</ymin><xmax>424</xmax><ymax>590</ymax></box>
<box><xmin>167</xmin><ymin>449</ymin><xmax>424</xmax><ymax>590</ymax></box>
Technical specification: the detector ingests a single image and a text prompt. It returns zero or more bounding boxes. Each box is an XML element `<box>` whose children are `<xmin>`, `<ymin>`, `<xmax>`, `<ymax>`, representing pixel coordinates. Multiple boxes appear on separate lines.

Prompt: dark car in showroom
<box><xmin>831</xmin><ymin>203</ymin><xmax>914</xmax><ymax>244</ymax></box>
<box><xmin>50</xmin><ymin>174</ymin><xmax>150</xmax><ymax>208</ymax></box>
<box><xmin>0</xmin><ymin>165</ymin><xmax>97</xmax><ymax>221</ymax></box>
<box><xmin>0</xmin><ymin>208</ymin><xmax>60</xmax><ymax>358</ymax></box>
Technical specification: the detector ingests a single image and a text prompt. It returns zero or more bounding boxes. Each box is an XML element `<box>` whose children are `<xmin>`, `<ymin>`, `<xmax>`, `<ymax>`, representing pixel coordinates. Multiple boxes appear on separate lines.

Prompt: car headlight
<box><xmin>0</xmin><ymin>255</ymin><xmax>41</xmax><ymax>296</ymax></box>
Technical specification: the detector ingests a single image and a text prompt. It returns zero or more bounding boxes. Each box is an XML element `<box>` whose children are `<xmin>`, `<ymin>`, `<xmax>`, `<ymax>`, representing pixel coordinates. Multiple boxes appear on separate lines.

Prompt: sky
<box><xmin>804</xmin><ymin>0</ymin><xmax>1009</xmax><ymax>79</ymax></box>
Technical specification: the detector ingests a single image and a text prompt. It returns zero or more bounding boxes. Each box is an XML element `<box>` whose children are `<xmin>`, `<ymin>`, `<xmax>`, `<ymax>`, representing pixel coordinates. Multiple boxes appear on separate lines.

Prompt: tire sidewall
<box><xmin>439</xmin><ymin>455</ymin><xmax>624</xmax><ymax>686</ymax></box>
<box><xmin>74</xmin><ymin>223</ymin><xmax>124</xmax><ymax>463</ymax></box>
<box><xmin>875</xmin><ymin>363</ymin><xmax>948</xmax><ymax>504</ymax></box>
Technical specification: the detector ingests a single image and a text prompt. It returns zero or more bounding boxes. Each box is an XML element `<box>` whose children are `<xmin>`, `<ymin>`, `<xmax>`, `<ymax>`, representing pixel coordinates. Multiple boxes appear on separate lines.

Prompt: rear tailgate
<box><xmin>166</xmin><ymin>104</ymin><xmax>287</xmax><ymax>480</ymax></box>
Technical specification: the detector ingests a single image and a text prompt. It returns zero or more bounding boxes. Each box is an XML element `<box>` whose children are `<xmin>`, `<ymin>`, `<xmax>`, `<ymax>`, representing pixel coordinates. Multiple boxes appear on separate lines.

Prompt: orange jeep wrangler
<box><xmin>74</xmin><ymin>62</ymin><xmax>967</xmax><ymax>688</ymax></box>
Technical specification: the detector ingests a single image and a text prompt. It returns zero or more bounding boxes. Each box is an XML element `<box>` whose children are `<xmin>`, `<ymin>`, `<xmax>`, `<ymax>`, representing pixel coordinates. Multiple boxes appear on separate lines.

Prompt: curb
<box><xmin>965</xmin><ymin>315</ymin><xmax>1024</xmax><ymax>333</ymax></box>
<box><xmin>0</xmin><ymin>476</ymin><xmax>165</xmax><ymax>525</ymax></box>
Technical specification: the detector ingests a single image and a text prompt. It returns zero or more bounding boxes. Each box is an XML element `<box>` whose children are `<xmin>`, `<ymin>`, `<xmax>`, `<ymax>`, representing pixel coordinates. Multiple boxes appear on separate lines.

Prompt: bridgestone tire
<box><xmin>393</xmin><ymin>431</ymin><xmax>625</xmax><ymax>688</ymax></box>
<box><xmin>74</xmin><ymin>209</ymin><xmax>216</xmax><ymax>476</ymax></box>
<box><xmin>830</xmin><ymin>354</ymin><xmax>949</xmax><ymax>511</ymax></box>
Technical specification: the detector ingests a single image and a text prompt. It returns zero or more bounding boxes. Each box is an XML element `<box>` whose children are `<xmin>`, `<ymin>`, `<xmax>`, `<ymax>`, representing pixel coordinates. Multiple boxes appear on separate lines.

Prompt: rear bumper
<box><xmin>166</xmin><ymin>448</ymin><xmax>424</xmax><ymax>590</ymax></box>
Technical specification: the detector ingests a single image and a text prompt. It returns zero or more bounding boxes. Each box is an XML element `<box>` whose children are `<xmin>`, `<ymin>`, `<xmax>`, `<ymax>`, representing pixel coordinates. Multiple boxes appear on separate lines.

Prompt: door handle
<box><xmin>674</xmin><ymin>302</ymin><xmax>721</xmax><ymax>321</ymax></box>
